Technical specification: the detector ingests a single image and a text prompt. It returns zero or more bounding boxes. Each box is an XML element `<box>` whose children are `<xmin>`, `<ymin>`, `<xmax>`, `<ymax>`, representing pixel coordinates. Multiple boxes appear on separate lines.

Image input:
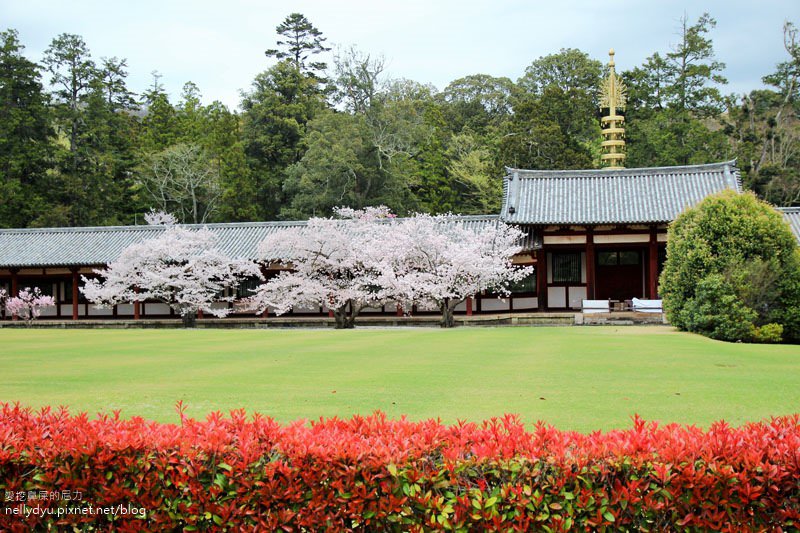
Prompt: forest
<box><xmin>0</xmin><ymin>12</ymin><xmax>798</xmax><ymax>228</ymax></box>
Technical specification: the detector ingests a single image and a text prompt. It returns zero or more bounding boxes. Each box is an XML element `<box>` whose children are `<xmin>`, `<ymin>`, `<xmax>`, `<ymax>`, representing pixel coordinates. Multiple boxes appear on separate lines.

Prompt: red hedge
<box><xmin>0</xmin><ymin>402</ymin><xmax>799</xmax><ymax>532</ymax></box>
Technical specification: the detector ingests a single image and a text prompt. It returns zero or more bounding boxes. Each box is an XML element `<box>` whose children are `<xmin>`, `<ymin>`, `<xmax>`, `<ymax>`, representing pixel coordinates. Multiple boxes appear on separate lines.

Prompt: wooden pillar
<box><xmin>648</xmin><ymin>227</ymin><xmax>659</xmax><ymax>299</ymax></box>
<box><xmin>133</xmin><ymin>286</ymin><xmax>140</xmax><ymax>320</ymax></box>
<box><xmin>466</xmin><ymin>297</ymin><xmax>473</xmax><ymax>316</ymax></box>
<box><xmin>71</xmin><ymin>269</ymin><xmax>79</xmax><ymax>320</ymax></box>
<box><xmin>536</xmin><ymin>249</ymin><xmax>547</xmax><ymax>311</ymax></box>
<box><xmin>261</xmin><ymin>308</ymin><xmax>269</xmax><ymax>318</ymax></box>
<box><xmin>197</xmin><ymin>309</ymin><xmax>204</xmax><ymax>320</ymax></box>
<box><xmin>585</xmin><ymin>228</ymin><xmax>595</xmax><ymax>300</ymax></box>
<box><xmin>396</xmin><ymin>304</ymin><xmax>403</xmax><ymax>317</ymax></box>
<box><xmin>10</xmin><ymin>268</ymin><xmax>18</xmax><ymax>297</ymax></box>
<box><xmin>10</xmin><ymin>269</ymin><xmax>19</xmax><ymax>320</ymax></box>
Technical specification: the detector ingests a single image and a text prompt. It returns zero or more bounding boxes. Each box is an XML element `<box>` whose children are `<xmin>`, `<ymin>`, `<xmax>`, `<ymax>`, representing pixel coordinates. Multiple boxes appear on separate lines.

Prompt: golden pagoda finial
<box><xmin>600</xmin><ymin>48</ymin><xmax>627</xmax><ymax>169</ymax></box>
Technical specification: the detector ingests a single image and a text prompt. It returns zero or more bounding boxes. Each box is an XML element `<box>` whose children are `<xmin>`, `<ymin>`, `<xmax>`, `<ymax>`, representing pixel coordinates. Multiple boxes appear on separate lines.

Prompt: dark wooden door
<box><xmin>595</xmin><ymin>250</ymin><xmax>644</xmax><ymax>301</ymax></box>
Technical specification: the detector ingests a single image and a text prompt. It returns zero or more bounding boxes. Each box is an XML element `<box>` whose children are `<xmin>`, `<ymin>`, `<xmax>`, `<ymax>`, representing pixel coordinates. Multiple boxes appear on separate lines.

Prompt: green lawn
<box><xmin>1</xmin><ymin>326</ymin><xmax>798</xmax><ymax>432</ymax></box>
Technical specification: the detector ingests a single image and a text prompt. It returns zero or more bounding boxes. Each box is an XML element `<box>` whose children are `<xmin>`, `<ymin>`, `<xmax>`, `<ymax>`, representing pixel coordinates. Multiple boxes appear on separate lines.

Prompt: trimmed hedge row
<box><xmin>0</xmin><ymin>403</ymin><xmax>799</xmax><ymax>531</ymax></box>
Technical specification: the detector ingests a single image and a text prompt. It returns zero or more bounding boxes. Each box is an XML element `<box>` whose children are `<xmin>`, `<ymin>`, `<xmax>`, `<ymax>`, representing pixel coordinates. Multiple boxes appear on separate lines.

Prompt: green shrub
<box><xmin>660</xmin><ymin>190</ymin><xmax>800</xmax><ymax>343</ymax></box>
<box><xmin>678</xmin><ymin>274</ymin><xmax>757</xmax><ymax>342</ymax></box>
<box><xmin>751</xmin><ymin>323</ymin><xmax>784</xmax><ymax>343</ymax></box>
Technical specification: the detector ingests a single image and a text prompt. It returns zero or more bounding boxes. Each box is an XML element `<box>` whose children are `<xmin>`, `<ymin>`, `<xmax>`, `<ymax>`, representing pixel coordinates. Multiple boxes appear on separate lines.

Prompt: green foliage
<box><xmin>37</xmin><ymin>33</ymin><xmax>141</xmax><ymax>226</ymax></box>
<box><xmin>677</xmin><ymin>273</ymin><xmax>758</xmax><ymax>342</ymax></box>
<box><xmin>265</xmin><ymin>12</ymin><xmax>330</xmax><ymax>79</ymax></box>
<box><xmin>751</xmin><ymin>323</ymin><xmax>784</xmax><ymax>344</ymax></box>
<box><xmin>241</xmin><ymin>61</ymin><xmax>325</xmax><ymax>219</ymax></box>
<box><xmin>624</xmin><ymin>108</ymin><xmax>730</xmax><ymax>168</ymax></box>
<box><xmin>623</xmin><ymin>14</ymin><xmax>730</xmax><ymax>167</ymax></box>
<box><xmin>661</xmin><ymin>190</ymin><xmax>800</xmax><ymax>342</ymax></box>
<box><xmin>445</xmin><ymin>131</ymin><xmax>502</xmax><ymax>213</ymax></box>
<box><xmin>725</xmin><ymin>23</ymin><xmax>800</xmax><ymax>206</ymax></box>
<box><xmin>280</xmin><ymin>109</ymin><xmax>417</xmax><ymax>217</ymax></box>
<box><xmin>663</xmin><ymin>13</ymin><xmax>728</xmax><ymax>116</ymax></box>
<box><xmin>518</xmin><ymin>48</ymin><xmax>602</xmax><ymax>143</ymax></box>
<box><xmin>0</xmin><ymin>29</ymin><xmax>52</xmax><ymax>228</ymax></box>
<box><xmin>440</xmin><ymin>74</ymin><xmax>516</xmax><ymax>136</ymax></box>
<box><xmin>1</xmin><ymin>16</ymin><xmax>799</xmax><ymax>227</ymax></box>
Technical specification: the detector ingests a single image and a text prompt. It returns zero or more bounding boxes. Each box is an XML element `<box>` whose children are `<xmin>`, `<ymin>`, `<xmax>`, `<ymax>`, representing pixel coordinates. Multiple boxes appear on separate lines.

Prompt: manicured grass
<box><xmin>1</xmin><ymin>326</ymin><xmax>798</xmax><ymax>432</ymax></box>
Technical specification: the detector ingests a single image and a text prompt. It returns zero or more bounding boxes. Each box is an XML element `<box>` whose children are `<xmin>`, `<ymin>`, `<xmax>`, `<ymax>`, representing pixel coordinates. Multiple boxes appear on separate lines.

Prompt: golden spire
<box><xmin>600</xmin><ymin>48</ymin><xmax>627</xmax><ymax>169</ymax></box>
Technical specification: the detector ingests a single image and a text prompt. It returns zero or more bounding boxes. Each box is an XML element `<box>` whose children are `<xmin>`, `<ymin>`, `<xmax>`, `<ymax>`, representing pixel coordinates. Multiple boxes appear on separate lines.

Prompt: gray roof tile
<box><xmin>0</xmin><ymin>216</ymin><xmax>537</xmax><ymax>269</ymax></box>
<box><xmin>0</xmin><ymin>221</ymin><xmax>304</xmax><ymax>268</ymax></box>
<box><xmin>778</xmin><ymin>207</ymin><xmax>800</xmax><ymax>243</ymax></box>
<box><xmin>501</xmin><ymin>161</ymin><xmax>741</xmax><ymax>225</ymax></box>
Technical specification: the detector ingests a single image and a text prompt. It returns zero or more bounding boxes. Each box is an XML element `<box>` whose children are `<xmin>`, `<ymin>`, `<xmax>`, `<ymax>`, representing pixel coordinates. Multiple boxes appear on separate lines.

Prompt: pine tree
<box><xmin>265</xmin><ymin>13</ymin><xmax>330</xmax><ymax>79</ymax></box>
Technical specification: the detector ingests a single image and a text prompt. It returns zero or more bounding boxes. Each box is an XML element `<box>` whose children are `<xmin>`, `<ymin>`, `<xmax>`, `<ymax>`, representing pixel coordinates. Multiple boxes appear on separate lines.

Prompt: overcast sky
<box><xmin>2</xmin><ymin>0</ymin><xmax>796</xmax><ymax>109</ymax></box>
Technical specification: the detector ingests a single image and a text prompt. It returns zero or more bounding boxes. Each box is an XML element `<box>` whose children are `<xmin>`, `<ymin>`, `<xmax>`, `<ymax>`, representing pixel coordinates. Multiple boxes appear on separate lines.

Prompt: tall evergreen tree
<box><xmin>203</xmin><ymin>101</ymin><xmax>257</xmax><ymax>222</ymax></box>
<box><xmin>42</xmin><ymin>33</ymin><xmax>96</xmax><ymax>166</ymax></box>
<box><xmin>139</xmin><ymin>73</ymin><xmax>180</xmax><ymax>153</ymax></box>
<box><xmin>664</xmin><ymin>13</ymin><xmax>728</xmax><ymax>117</ymax></box>
<box><xmin>241</xmin><ymin>61</ymin><xmax>326</xmax><ymax>219</ymax></box>
<box><xmin>0</xmin><ymin>29</ymin><xmax>53</xmax><ymax>228</ymax></box>
<box><xmin>265</xmin><ymin>13</ymin><xmax>330</xmax><ymax>80</ymax></box>
<box><xmin>40</xmin><ymin>34</ymin><xmax>140</xmax><ymax>226</ymax></box>
<box><xmin>624</xmin><ymin>13</ymin><xmax>730</xmax><ymax>167</ymax></box>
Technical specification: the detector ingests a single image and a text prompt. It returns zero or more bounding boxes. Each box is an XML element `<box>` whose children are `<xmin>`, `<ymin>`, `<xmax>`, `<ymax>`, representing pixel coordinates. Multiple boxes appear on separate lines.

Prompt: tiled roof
<box><xmin>0</xmin><ymin>221</ymin><xmax>306</xmax><ymax>268</ymax></box>
<box><xmin>778</xmin><ymin>207</ymin><xmax>800</xmax><ymax>243</ymax></box>
<box><xmin>0</xmin><ymin>216</ymin><xmax>537</xmax><ymax>269</ymax></box>
<box><xmin>500</xmin><ymin>161</ymin><xmax>741</xmax><ymax>225</ymax></box>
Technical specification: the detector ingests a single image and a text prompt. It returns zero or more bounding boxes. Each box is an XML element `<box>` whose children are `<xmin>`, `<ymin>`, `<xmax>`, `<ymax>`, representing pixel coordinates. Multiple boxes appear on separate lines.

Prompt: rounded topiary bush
<box><xmin>660</xmin><ymin>190</ymin><xmax>800</xmax><ymax>343</ymax></box>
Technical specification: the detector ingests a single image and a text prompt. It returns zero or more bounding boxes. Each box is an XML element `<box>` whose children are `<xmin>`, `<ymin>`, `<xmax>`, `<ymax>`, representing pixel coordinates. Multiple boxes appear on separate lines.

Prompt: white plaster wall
<box><xmin>513</xmin><ymin>297</ymin><xmax>538</xmax><ymax>310</ymax></box>
<box><xmin>568</xmin><ymin>287</ymin><xmax>588</xmax><ymax>309</ymax></box>
<box><xmin>144</xmin><ymin>303</ymin><xmax>171</xmax><ymax>315</ymax></box>
<box><xmin>481</xmin><ymin>298</ymin><xmax>510</xmax><ymax>311</ymax></box>
<box><xmin>548</xmin><ymin>287</ymin><xmax>566</xmax><ymax>308</ymax></box>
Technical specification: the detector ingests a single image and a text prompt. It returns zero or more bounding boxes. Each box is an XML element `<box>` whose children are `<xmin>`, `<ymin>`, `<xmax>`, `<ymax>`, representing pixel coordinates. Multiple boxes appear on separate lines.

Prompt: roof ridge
<box><xmin>0</xmin><ymin>216</ymin><xmax>503</xmax><ymax>234</ymax></box>
<box><xmin>505</xmin><ymin>160</ymin><xmax>737</xmax><ymax>178</ymax></box>
<box><xmin>0</xmin><ymin>220</ymin><xmax>310</xmax><ymax>235</ymax></box>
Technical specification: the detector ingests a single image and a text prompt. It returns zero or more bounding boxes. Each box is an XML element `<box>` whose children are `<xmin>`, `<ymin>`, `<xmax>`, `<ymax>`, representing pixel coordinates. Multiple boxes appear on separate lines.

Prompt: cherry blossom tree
<box><xmin>249</xmin><ymin>207</ymin><xmax>530</xmax><ymax>328</ymax></box>
<box><xmin>387</xmin><ymin>215</ymin><xmax>532</xmax><ymax>327</ymax></box>
<box><xmin>247</xmin><ymin>206</ymin><xmax>396</xmax><ymax>329</ymax></box>
<box><xmin>143</xmin><ymin>208</ymin><xmax>178</xmax><ymax>226</ymax></box>
<box><xmin>82</xmin><ymin>217</ymin><xmax>261</xmax><ymax>327</ymax></box>
<box><xmin>5</xmin><ymin>287</ymin><xmax>56</xmax><ymax>323</ymax></box>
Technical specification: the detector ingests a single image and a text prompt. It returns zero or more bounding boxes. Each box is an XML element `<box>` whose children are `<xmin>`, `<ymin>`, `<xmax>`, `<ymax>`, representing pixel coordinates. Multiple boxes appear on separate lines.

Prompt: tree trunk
<box><xmin>182</xmin><ymin>311</ymin><xmax>197</xmax><ymax>328</ymax></box>
<box><xmin>333</xmin><ymin>304</ymin><xmax>359</xmax><ymax>329</ymax></box>
<box><xmin>333</xmin><ymin>308</ymin><xmax>346</xmax><ymax>329</ymax></box>
<box><xmin>440</xmin><ymin>300</ymin><xmax>456</xmax><ymax>328</ymax></box>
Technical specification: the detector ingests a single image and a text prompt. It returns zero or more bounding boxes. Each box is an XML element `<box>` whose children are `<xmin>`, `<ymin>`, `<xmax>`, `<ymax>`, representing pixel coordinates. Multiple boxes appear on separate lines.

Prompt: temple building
<box><xmin>0</xmin><ymin>51</ymin><xmax>797</xmax><ymax>320</ymax></box>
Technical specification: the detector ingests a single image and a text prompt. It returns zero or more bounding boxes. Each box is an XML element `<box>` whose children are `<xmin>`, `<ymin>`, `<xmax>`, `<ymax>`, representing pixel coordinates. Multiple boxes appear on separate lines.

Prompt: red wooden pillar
<box><xmin>585</xmin><ymin>228</ymin><xmax>595</xmax><ymax>300</ymax></box>
<box><xmin>648</xmin><ymin>228</ymin><xmax>659</xmax><ymax>299</ymax></box>
<box><xmin>197</xmin><ymin>309</ymin><xmax>204</xmax><ymax>319</ymax></box>
<box><xmin>466</xmin><ymin>297</ymin><xmax>473</xmax><ymax>316</ymax></box>
<box><xmin>396</xmin><ymin>304</ymin><xmax>403</xmax><ymax>317</ymax></box>
<box><xmin>10</xmin><ymin>269</ymin><xmax>18</xmax><ymax>297</ymax></box>
<box><xmin>536</xmin><ymin>249</ymin><xmax>547</xmax><ymax>311</ymax></box>
<box><xmin>328</xmin><ymin>309</ymin><xmax>334</xmax><ymax>318</ymax></box>
<box><xmin>71</xmin><ymin>268</ymin><xmax>79</xmax><ymax>320</ymax></box>
<box><xmin>10</xmin><ymin>268</ymin><xmax>19</xmax><ymax>320</ymax></box>
<box><xmin>133</xmin><ymin>286</ymin><xmax>140</xmax><ymax>320</ymax></box>
<box><xmin>261</xmin><ymin>308</ymin><xmax>269</xmax><ymax>318</ymax></box>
